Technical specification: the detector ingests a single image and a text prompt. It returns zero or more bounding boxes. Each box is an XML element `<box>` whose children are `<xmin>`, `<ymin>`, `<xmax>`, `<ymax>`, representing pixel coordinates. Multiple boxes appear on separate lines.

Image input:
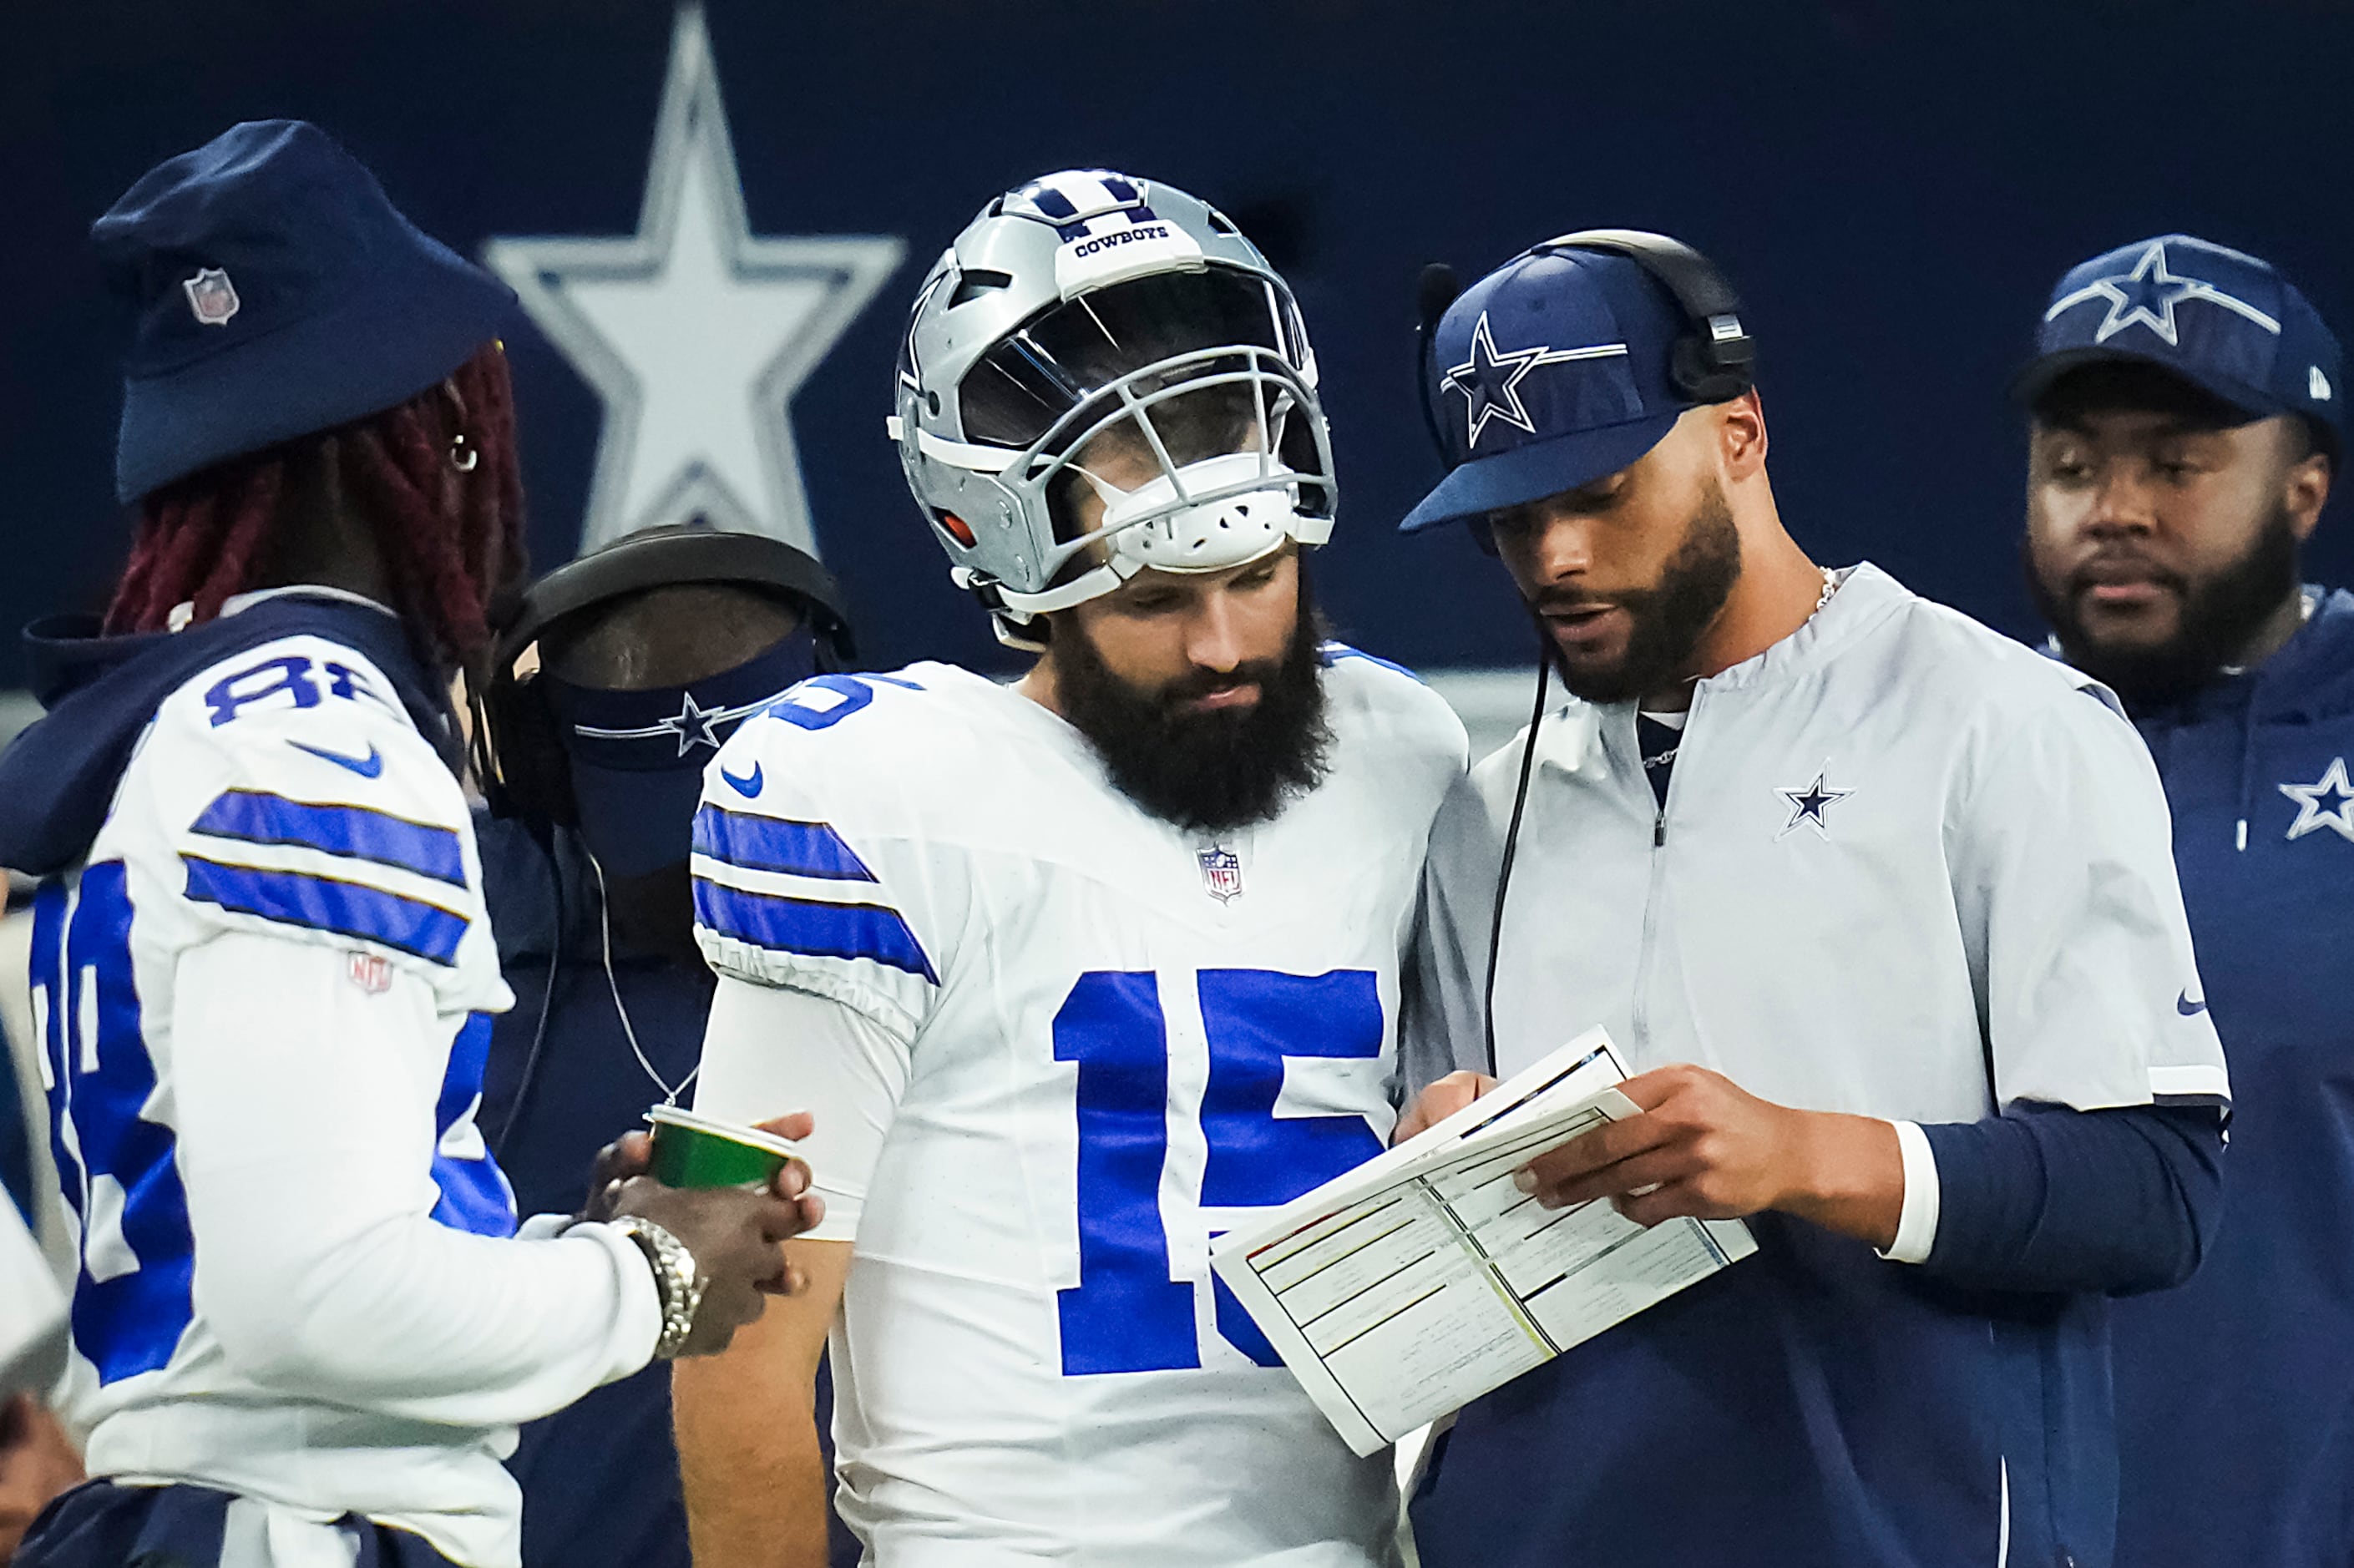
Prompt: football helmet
<box><xmin>889</xmin><ymin>169</ymin><xmax>1334</xmax><ymax>646</ymax></box>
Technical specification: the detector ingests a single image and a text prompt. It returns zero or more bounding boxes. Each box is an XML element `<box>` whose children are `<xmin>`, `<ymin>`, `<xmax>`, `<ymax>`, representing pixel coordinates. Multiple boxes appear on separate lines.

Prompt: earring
<box><xmin>450</xmin><ymin>432</ymin><xmax>481</xmax><ymax>473</ymax></box>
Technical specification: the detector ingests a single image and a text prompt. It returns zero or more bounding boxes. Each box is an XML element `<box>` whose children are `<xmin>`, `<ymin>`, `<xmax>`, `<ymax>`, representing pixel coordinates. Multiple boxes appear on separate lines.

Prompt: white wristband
<box><xmin>1878</xmin><ymin>1120</ymin><xmax>1941</xmax><ymax>1265</ymax></box>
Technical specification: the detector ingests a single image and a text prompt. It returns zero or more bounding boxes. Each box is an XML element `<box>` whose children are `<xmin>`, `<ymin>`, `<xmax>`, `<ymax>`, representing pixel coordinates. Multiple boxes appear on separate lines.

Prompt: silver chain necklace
<box><xmin>1814</xmin><ymin>565</ymin><xmax>1841</xmax><ymax>617</ymax></box>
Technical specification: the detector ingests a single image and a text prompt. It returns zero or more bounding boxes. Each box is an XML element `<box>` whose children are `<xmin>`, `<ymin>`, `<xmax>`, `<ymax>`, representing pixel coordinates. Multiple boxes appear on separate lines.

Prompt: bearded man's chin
<box><xmin>1051</xmin><ymin>595</ymin><xmax>1334</xmax><ymax>835</ymax></box>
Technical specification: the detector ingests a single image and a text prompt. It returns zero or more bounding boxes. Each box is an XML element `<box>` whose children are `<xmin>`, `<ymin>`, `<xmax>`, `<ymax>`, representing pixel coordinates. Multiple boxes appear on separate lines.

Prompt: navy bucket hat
<box><xmin>93</xmin><ymin>119</ymin><xmax>518</xmax><ymax>502</ymax></box>
<box><xmin>1401</xmin><ymin>245</ymin><xmax>1718</xmax><ymax>534</ymax></box>
<box><xmin>2013</xmin><ymin>234</ymin><xmax>2342</xmax><ymax>448</ymax></box>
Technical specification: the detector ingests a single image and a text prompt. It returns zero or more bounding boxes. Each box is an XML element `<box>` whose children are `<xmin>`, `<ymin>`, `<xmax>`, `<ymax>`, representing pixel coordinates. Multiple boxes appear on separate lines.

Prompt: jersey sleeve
<box><xmin>171</xmin><ymin>931</ymin><xmax>658</xmax><ymax>1419</ymax></box>
<box><xmin>129</xmin><ymin>635</ymin><xmax>505</xmax><ymax>1018</ymax></box>
<box><xmin>689</xmin><ymin>678</ymin><xmax>973</xmax><ymax>1044</ymax></box>
<box><xmin>1401</xmin><ymin>768</ymin><xmax>1505</xmax><ymax>1095</ymax></box>
<box><xmin>691</xmin><ymin>975</ymin><xmax>909</xmax><ymax>1242</ymax></box>
<box><xmin>1952</xmin><ymin>681</ymin><xmax>2230</xmax><ymax>1113</ymax></box>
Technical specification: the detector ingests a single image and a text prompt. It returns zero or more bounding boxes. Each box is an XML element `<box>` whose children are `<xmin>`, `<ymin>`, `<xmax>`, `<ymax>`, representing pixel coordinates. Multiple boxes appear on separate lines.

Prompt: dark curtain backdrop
<box><xmin>4</xmin><ymin>0</ymin><xmax>2349</xmax><ymax>682</ymax></box>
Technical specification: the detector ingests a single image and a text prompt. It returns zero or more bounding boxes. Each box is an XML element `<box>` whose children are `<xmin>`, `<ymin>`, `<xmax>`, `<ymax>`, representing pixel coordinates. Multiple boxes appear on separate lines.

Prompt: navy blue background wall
<box><xmin>4</xmin><ymin>0</ymin><xmax>2349</xmax><ymax>683</ymax></box>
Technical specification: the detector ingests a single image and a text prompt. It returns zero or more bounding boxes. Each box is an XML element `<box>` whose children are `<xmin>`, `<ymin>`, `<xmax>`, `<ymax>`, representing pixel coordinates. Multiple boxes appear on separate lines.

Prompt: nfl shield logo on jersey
<box><xmin>182</xmin><ymin>267</ymin><xmax>240</xmax><ymax>326</ymax></box>
<box><xmin>1197</xmin><ymin>845</ymin><xmax>1245</xmax><ymax>903</ymax></box>
<box><xmin>346</xmin><ymin>950</ymin><xmax>392</xmax><ymax>994</ymax></box>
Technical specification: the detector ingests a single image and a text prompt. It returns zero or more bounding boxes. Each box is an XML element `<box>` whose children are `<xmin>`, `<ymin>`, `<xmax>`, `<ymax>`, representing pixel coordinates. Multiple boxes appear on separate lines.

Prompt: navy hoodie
<box><xmin>0</xmin><ymin>596</ymin><xmax>449</xmax><ymax>878</ymax></box>
<box><xmin>2110</xmin><ymin>586</ymin><xmax>2354</xmax><ymax>1567</ymax></box>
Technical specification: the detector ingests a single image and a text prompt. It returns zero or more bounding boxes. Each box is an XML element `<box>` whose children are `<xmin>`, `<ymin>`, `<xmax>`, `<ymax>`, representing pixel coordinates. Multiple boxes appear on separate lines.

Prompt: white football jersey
<box><xmin>691</xmin><ymin>650</ymin><xmax>1467</xmax><ymax>1567</ymax></box>
<box><xmin>30</xmin><ymin>609</ymin><xmax>657</xmax><ymax>1568</ymax></box>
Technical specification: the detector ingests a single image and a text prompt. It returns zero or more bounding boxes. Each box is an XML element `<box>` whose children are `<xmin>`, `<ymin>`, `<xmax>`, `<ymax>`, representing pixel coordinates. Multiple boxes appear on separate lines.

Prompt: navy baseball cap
<box><xmin>1400</xmin><ymin>247</ymin><xmax>1706</xmax><ymax>533</ymax></box>
<box><xmin>93</xmin><ymin>119</ymin><xmax>518</xmax><ymax>502</ymax></box>
<box><xmin>2013</xmin><ymin>234</ymin><xmax>2342</xmax><ymax>445</ymax></box>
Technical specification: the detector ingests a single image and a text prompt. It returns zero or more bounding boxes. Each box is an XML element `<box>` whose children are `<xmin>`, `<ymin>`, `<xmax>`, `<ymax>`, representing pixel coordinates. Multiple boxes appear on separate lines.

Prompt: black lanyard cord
<box><xmin>1481</xmin><ymin>645</ymin><xmax>1552</xmax><ymax>1076</ymax></box>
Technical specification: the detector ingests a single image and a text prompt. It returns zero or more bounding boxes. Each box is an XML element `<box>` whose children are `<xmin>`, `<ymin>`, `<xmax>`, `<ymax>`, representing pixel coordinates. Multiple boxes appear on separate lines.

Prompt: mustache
<box><xmin>1159</xmin><ymin>658</ymin><xmax>1286</xmax><ymax>706</ymax></box>
<box><xmin>1528</xmin><ymin>585</ymin><xmax>1637</xmax><ymax>615</ymax></box>
<box><xmin>2068</xmin><ymin>549</ymin><xmax>2188</xmax><ymax>596</ymax></box>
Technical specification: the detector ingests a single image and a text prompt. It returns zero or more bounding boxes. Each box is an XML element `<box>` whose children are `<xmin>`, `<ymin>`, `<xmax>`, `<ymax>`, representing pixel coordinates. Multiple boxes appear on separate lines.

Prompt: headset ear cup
<box><xmin>1670</xmin><ymin>336</ymin><xmax>1753</xmax><ymax>406</ymax></box>
<box><xmin>484</xmin><ymin>671</ymin><xmax>579</xmax><ymax>827</ymax></box>
<box><xmin>517</xmin><ymin>675</ymin><xmax>580</xmax><ymax>828</ymax></box>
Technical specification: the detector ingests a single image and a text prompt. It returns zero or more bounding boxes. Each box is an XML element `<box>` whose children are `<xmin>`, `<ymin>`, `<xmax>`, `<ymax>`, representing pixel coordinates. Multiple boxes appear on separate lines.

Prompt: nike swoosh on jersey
<box><xmin>2177</xmin><ymin>989</ymin><xmax>2209</xmax><ymax>1017</ymax></box>
<box><xmin>722</xmin><ymin>761</ymin><xmax>764</xmax><ymax>798</ymax></box>
<box><xmin>289</xmin><ymin>740</ymin><xmax>385</xmax><ymax>779</ymax></box>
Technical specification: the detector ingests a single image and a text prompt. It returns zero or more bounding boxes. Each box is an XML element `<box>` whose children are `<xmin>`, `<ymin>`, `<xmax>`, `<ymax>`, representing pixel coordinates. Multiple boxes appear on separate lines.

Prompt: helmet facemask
<box><xmin>1019</xmin><ymin>346</ymin><xmax>1335</xmax><ymax>615</ymax></box>
<box><xmin>906</xmin><ymin>253</ymin><xmax>1336</xmax><ymax>647</ymax></box>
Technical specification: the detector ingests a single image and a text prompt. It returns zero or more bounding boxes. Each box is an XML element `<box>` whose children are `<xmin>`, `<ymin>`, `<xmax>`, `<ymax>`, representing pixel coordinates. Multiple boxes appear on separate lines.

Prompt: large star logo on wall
<box><xmin>484</xmin><ymin>6</ymin><xmax>904</xmax><ymax>556</ymax></box>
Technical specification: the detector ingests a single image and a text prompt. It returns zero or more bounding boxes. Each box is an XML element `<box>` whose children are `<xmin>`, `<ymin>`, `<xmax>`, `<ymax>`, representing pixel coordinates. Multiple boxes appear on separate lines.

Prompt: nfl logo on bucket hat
<box><xmin>181</xmin><ymin>268</ymin><xmax>240</xmax><ymax>327</ymax></box>
<box><xmin>1400</xmin><ymin>237</ymin><xmax>1744</xmax><ymax>534</ymax></box>
<box><xmin>92</xmin><ymin>119</ymin><xmax>519</xmax><ymax>502</ymax></box>
<box><xmin>2012</xmin><ymin>234</ymin><xmax>2342</xmax><ymax>448</ymax></box>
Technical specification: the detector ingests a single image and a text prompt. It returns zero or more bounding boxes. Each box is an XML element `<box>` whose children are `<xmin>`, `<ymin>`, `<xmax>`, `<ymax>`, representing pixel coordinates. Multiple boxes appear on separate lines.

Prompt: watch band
<box><xmin>608</xmin><ymin>1215</ymin><xmax>705</xmax><ymax>1359</ymax></box>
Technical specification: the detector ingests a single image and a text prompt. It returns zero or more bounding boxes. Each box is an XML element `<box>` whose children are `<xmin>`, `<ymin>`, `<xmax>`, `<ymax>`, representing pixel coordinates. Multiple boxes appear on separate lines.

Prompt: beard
<box><xmin>2027</xmin><ymin>504</ymin><xmax>2300</xmax><ymax>711</ymax></box>
<box><xmin>1051</xmin><ymin>579</ymin><xmax>1334</xmax><ymax>837</ymax></box>
<box><xmin>1534</xmin><ymin>478</ymin><xmax>1744</xmax><ymax>706</ymax></box>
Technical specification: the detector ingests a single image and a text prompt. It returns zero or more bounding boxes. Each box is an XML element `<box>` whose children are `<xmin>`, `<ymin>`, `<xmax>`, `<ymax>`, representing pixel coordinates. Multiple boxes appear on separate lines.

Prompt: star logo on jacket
<box><xmin>2280</xmin><ymin>756</ymin><xmax>2354</xmax><ymax>843</ymax></box>
<box><xmin>1776</xmin><ymin>770</ymin><xmax>1853</xmax><ymax>840</ymax></box>
<box><xmin>2043</xmin><ymin>238</ymin><xmax>2282</xmax><ymax>348</ymax></box>
<box><xmin>1197</xmin><ymin>845</ymin><xmax>1245</xmax><ymax>903</ymax></box>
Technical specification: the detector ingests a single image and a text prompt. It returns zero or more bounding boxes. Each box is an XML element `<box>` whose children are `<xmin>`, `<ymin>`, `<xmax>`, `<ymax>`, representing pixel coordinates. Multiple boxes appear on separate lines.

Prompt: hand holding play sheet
<box><xmin>1209</xmin><ymin>1029</ymin><xmax>1756</xmax><ymax>1455</ymax></box>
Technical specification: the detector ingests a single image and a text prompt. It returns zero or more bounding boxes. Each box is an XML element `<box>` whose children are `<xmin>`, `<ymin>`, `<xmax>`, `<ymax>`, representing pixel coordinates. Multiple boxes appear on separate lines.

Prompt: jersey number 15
<box><xmin>1054</xmin><ymin>967</ymin><xmax>1385</xmax><ymax>1378</ymax></box>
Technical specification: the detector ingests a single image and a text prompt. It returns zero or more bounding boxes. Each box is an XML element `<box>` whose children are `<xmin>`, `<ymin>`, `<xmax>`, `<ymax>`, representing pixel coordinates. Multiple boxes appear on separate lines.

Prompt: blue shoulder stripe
<box><xmin>182</xmin><ymin>856</ymin><xmax>468</xmax><ymax>965</ymax></box>
<box><xmin>692</xmin><ymin>806</ymin><xmax>876</xmax><ymax>883</ymax></box>
<box><xmin>1318</xmin><ymin>641</ymin><xmax>1426</xmax><ymax>685</ymax></box>
<box><xmin>191</xmin><ymin>790</ymin><xmax>467</xmax><ymax>888</ymax></box>
<box><xmin>693</xmin><ymin>878</ymin><xmax>937</xmax><ymax>983</ymax></box>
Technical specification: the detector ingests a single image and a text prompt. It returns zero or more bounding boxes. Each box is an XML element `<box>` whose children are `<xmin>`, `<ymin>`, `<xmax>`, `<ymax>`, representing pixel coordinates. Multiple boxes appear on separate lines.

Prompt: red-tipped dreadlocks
<box><xmin>103</xmin><ymin>342</ymin><xmax>526</xmax><ymax>674</ymax></box>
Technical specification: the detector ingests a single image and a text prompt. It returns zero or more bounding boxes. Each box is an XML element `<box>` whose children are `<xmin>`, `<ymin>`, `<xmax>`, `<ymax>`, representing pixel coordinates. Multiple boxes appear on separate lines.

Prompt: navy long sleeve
<box><xmin>1918</xmin><ymin>1101</ymin><xmax>2223</xmax><ymax>1294</ymax></box>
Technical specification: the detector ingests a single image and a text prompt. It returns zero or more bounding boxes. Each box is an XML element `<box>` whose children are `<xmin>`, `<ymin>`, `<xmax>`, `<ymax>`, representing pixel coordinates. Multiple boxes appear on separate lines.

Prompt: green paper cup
<box><xmin>645</xmin><ymin>1105</ymin><xmax>801</xmax><ymax>1191</ymax></box>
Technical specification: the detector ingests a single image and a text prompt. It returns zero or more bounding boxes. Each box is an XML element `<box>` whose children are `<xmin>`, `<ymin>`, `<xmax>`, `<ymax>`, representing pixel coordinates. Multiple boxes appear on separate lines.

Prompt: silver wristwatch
<box><xmin>608</xmin><ymin>1215</ymin><xmax>704</xmax><ymax>1360</ymax></box>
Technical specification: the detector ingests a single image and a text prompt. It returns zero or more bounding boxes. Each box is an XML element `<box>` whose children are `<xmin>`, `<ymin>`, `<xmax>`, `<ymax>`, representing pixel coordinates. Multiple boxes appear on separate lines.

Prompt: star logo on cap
<box><xmin>2044</xmin><ymin>239</ymin><xmax>2281</xmax><ymax>347</ymax></box>
<box><xmin>2281</xmin><ymin>756</ymin><xmax>2354</xmax><ymax>843</ymax></box>
<box><xmin>1776</xmin><ymin>770</ymin><xmax>1854</xmax><ymax>840</ymax></box>
<box><xmin>1444</xmin><ymin>312</ymin><xmax>1547</xmax><ymax>448</ymax></box>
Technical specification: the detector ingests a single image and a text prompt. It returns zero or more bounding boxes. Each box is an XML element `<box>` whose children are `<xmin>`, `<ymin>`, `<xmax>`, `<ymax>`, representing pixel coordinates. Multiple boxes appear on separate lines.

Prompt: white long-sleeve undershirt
<box><xmin>170</xmin><ymin>932</ymin><xmax>660</xmax><ymax>1425</ymax></box>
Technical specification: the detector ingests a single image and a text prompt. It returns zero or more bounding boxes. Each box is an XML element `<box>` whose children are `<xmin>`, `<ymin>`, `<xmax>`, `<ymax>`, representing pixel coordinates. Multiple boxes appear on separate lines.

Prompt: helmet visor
<box><xmin>959</xmin><ymin>266</ymin><xmax>1309</xmax><ymax>448</ymax></box>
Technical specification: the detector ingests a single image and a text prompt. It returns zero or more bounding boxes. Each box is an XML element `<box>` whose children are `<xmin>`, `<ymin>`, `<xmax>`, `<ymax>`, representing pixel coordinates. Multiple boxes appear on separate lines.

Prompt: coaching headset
<box><xmin>1412</xmin><ymin>230</ymin><xmax>1755</xmax><ymax>1073</ymax></box>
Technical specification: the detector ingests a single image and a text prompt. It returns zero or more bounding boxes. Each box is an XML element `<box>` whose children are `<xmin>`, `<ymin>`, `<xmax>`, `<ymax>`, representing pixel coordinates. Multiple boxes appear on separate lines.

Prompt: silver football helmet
<box><xmin>888</xmin><ymin>169</ymin><xmax>1334</xmax><ymax>647</ymax></box>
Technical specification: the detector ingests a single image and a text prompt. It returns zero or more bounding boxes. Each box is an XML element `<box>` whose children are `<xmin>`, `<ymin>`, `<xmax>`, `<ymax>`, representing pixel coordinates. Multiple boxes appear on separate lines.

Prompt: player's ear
<box><xmin>1716</xmin><ymin>390</ymin><xmax>1768</xmax><ymax>480</ymax></box>
<box><xmin>2284</xmin><ymin>432</ymin><xmax>2331</xmax><ymax>544</ymax></box>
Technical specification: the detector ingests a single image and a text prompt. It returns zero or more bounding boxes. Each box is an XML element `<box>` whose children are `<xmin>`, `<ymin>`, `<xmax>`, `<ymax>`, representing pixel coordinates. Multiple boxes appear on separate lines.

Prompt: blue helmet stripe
<box><xmin>182</xmin><ymin>856</ymin><xmax>468</xmax><ymax>964</ymax></box>
<box><xmin>691</xmin><ymin>806</ymin><xmax>877</xmax><ymax>883</ymax></box>
<box><xmin>190</xmin><ymin>789</ymin><xmax>467</xmax><ymax>887</ymax></box>
<box><xmin>693</xmin><ymin>878</ymin><xmax>937</xmax><ymax>983</ymax></box>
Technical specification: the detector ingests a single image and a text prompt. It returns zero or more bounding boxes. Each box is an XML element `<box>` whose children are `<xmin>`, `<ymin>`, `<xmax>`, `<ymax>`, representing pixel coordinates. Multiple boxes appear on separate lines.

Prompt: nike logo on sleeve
<box><xmin>722</xmin><ymin>761</ymin><xmax>764</xmax><ymax>799</ymax></box>
<box><xmin>288</xmin><ymin>740</ymin><xmax>385</xmax><ymax>779</ymax></box>
<box><xmin>2177</xmin><ymin>989</ymin><xmax>2209</xmax><ymax>1017</ymax></box>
